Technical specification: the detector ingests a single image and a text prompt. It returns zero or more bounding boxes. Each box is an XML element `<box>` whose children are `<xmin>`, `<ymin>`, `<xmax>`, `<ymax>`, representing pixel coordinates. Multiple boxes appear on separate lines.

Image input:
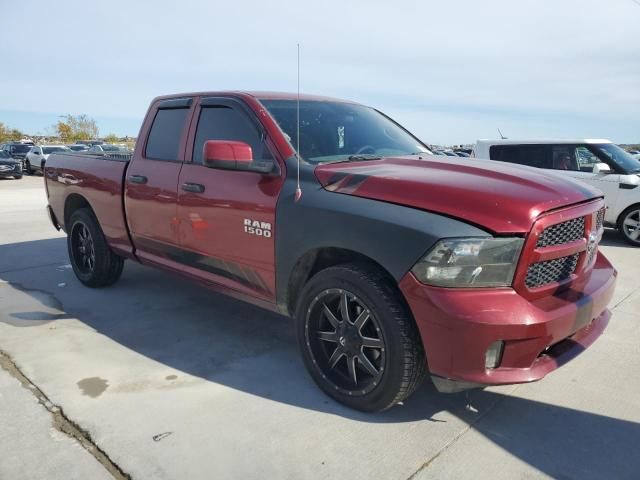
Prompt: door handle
<box><xmin>128</xmin><ymin>175</ymin><xmax>148</xmax><ymax>184</ymax></box>
<box><xmin>181</xmin><ymin>182</ymin><xmax>205</xmax><ymax>193</ymax></box>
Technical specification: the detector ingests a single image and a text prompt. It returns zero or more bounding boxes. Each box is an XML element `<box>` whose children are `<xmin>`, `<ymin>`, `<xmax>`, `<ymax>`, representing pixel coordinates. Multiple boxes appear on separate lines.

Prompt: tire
<box><xmin>296</xmin><ymin>263</ymin><xmax>426</xmax><ymax>412</ymax></box>
<box><xmin>14</xmin><ymin>175</ymin><xmax>22</xmax><ymax>180</ymax></box>
<box><xmin>617</xmin><ymin>205</ymin><xmax>640</xmax><ymax>247</ymax></box>
<box><xmin>67</xmin><ymin>208</ymin><xmax>124</xmax><ymax>287</ymax></box>
<box><xmin>24</xmin><ymin>160</ymin><xmax>32</xmax><ymax>175</ymax></box>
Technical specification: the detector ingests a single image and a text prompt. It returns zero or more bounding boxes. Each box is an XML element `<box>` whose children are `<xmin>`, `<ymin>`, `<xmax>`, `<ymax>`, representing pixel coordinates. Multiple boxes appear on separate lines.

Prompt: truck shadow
<box><xmin>1</xmin><ymin>237</ymin><xmax>639</xmax><ymax>479</ymax></box>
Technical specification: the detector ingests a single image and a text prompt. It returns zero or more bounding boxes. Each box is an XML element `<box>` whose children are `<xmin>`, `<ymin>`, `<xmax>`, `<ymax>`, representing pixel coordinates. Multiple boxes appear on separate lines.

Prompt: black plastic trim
<box><xmin>274</xmin><ymin>156</ymin><xmax>489</xmax><ymax>315</ymax></box>
<box><xmin>158</xmin><ymin>97</ymin><xmax>193</xmax><ymax>109</ymax></box>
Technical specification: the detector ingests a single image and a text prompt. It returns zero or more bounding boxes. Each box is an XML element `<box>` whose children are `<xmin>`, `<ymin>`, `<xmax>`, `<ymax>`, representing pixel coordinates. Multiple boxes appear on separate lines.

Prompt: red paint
<box><xmin>400</xmin><ymin>251</ymin><xmax>616</xmax><ymax>385</ymax></box>
<box><xmin>315</xmin><ymin>156</ymin><xmax>602</xmax><ymax>234</ymax></box>
<box><xmin>204</xmin><ymin>140</ymin><xmax>253</xmax><ymax>164</ymax></box>
<box><xmin>44</xmin><ymin>90</ymin><xmax>618</xmax><ymax>391</ymax></box>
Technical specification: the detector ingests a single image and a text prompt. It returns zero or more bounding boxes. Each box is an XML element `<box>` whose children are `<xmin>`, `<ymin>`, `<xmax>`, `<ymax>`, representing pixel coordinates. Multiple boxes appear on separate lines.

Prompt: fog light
<box><xmin>485</xmin><ymin>340</ymin><xmax>504</xmax><ymax>369</ymax></box>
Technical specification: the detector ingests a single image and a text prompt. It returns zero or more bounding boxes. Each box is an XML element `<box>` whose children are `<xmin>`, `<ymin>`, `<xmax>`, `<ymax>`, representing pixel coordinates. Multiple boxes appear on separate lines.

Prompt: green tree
<box><xmin>54</xmin><ymin>114</ymin><xmax>99</xmax><ymax>142</ymax></box>
<box><xmin>0</xmin><ymin>122</ymin><xmax>24</xmax><ymax>142</ymax></box>
<box><xmin>104</xmin><ymin>133</ymin><xmax>120</xmax><ymax>144</ymax></box>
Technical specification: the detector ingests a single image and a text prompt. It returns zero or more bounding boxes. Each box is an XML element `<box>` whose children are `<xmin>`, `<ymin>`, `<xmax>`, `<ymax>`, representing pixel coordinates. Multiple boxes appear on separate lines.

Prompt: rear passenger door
<box><xmin>176</xmin><ymin>96</ymin><xmax>284</xmax><ymax>301</ymax></box>
<box><xmin>125</xmin><ymin>98</ymin><xmax>193</xmax><ymax>266</ymax></box>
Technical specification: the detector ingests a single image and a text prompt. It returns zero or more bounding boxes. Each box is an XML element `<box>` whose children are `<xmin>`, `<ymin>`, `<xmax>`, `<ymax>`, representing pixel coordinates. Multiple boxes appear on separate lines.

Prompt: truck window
<box><xmin>192</xmin><ymin>106</ymin><xmax>272</xmax><ymax>165</ymax></box>
<box><xmin>145</xmin><ymin>107</ymin><xmax>189</xmax><ymax>161</ymax></box>
<box><xmin>489</xmin><ymin>145</ymin><xmax>550</xmax><ymax>169</ymax></box>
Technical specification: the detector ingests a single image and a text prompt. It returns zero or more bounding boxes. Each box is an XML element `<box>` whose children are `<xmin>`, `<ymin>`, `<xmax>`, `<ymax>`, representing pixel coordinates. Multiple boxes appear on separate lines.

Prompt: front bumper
<box><xmin>399</xmin><ymin>251</ymin><xmax>617</xmax><ymax>392</ymax></box>
<box><xmin>0</xmin><ymin>164</ymin><xmax>22</xmax><ymax>177</ymax></box>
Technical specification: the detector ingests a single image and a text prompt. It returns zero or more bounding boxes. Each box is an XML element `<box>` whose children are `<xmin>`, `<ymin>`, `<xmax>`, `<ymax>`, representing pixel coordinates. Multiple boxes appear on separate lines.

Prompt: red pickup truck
<box><xmin>44</xmin><ymin>92</ymin><xmax>617</xmax><ymax>411</ymax></box>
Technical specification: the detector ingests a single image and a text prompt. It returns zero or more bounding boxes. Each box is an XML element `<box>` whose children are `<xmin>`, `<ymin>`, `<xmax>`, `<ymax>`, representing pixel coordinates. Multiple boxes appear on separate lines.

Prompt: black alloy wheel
<box><xmin>297</xmin><ymin>263</ymin><xmax>426</xmax><ymax>411</ymax></box>
<box><xmin>71</xmin><ymin>222</ymin><xmax>96</xmax><ymax>274</ymax></box>
<box><xmin>305</xmin><ymin>288</ymin><xmax>386</xmax><ymax>396</ymax></box>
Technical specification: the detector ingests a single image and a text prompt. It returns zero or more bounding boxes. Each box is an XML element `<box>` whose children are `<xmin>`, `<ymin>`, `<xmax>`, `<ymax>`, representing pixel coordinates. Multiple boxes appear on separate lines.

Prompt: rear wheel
<box><xmin>618</xmin><ymin>205</ymin><xmax>640</xmax><ymax>247</ymax></box>
<box><xmin>67</xmin><ymin>208</ymin><xmax>124</xmax><ymax>287</ymax></box>
<box><xmin>24</xmin><ymin>160</ymin><xmax>32</xmax><ymax>175</ymax></box>
<box><xmin>296</xmin><ymin>263</ymin><xmax>425</xmax><ymax>412</ymax></box>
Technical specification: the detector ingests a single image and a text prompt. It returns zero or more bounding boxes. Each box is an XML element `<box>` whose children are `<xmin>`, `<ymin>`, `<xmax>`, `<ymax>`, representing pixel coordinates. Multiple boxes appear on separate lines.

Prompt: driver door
<box><xmin>176</xmin><ymin>97</ymin><xmax>284</xmax><ymax>301</ymax></box>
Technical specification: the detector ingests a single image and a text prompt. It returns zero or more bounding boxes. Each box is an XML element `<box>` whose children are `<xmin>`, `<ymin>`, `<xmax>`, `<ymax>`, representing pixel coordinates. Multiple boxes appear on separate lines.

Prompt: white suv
<box><xmin>473</xmin><ymin>139</ymin><xmax>640</xmax><ymax>246</ymax></box>
<box><xmin>24</xmin><ymin>145</ymin><xmax>69</xmax><ymax>175</ymax></box>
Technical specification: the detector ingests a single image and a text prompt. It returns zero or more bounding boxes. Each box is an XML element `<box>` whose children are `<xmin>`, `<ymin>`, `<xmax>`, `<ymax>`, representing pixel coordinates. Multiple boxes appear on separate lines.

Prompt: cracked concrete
<box><xmin>0</xmin><ymin>352</ymin><xmax>129</xmax><ymax>480</ymax></box>
<box><xmin>1</xmin><ymin>176</ymin><xmax>639</xmax><ymax>479</ymax></box>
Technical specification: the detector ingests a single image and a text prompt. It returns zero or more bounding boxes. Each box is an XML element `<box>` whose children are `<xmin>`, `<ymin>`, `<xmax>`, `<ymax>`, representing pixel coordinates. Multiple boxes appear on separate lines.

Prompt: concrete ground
<box><xmin>1</xmin><ymin>175</ymin><xmax>639</xmax><ymax>480</ymax></box>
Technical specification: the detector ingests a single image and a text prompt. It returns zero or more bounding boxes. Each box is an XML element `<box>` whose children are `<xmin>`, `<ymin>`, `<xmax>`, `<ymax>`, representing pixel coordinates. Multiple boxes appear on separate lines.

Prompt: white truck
<box><xmin>473</xmin><ymin>139</ymin><xmax>640</xmax><ymax>246</ymax></box>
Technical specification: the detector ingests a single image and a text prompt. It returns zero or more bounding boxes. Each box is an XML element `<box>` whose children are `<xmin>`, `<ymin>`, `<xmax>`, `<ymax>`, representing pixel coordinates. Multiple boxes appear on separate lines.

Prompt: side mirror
<box><xmin>592</xmin><ymin>162</ymin><xmax>611</xmax><ymax>174</ymax></box>
<box><xmin>203</xmin><ymin>140</ymin><xmax>273</xmax><ymax>174</ymax></box>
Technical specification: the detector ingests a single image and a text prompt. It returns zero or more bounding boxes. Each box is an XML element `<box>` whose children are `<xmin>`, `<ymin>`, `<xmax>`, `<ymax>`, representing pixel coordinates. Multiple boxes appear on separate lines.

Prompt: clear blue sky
<box><xmin>1</xmin><ymin>0</ymin><xmax>638</xmax><ymax>144</ymax></box>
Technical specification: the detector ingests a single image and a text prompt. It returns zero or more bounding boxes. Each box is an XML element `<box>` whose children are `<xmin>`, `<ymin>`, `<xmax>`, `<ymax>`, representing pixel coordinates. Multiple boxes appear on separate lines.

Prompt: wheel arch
<box><xmin>64</xmin><ymin>193</ymin><xmax>95</xmax><ymax>230</ymax></box>
<box><xmin>285</xmin><ymin>246</ymin><xmax>400</xmax><ymax>317</ymax></box>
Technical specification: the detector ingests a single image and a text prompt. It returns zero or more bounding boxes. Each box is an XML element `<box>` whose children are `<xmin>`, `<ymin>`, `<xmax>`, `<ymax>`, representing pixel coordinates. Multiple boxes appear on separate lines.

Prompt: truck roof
<box><xmin>476</xmin><ymin>138</ymin><xmax>612</xmax><ymax>146</ymax></box>
<box><xmin>151</xmin><ymin>91</ymin><xmax>357</xmax><ymax>104</ymax></box>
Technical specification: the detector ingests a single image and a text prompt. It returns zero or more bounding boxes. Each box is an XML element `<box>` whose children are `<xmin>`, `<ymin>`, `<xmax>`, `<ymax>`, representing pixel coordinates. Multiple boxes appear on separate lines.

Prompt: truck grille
<box><xmin>516</xmin><ymin>200</ymin><xmax>604</xmax><ymax>295</ymax></box>
<box><xmin>595</xmin><ymin>207</ymin><xmax>605</xmax><ymax>230</ymax></box>
<box><xmin>525</xmin><ymin>254</ymin><xmax>579</xmax><ymax>289</ymax></box>
<box><xmin>536</xmin><ymin>217</ymin><xmax>584</xmax><ymax>247</ymax></box>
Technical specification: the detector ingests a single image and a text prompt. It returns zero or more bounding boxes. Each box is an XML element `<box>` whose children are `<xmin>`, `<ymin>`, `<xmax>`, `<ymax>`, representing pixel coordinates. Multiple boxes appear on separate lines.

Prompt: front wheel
<box><xmin>24</xmin><ymin>160</ymin><xmax>33</xmax><ymax>175</ymax></box>
<box><xmin>296</xmin><ymin>263</ymin><xmax>426</xmax><ymax>412</ymax></box>
<box><xmin>67</xmin><ymin>208</ymin><xmax>124</xmax><ymax>287</ymax></box>
<box><xmin>618</xmin><ymin>205</ymin><xmax>640</xmax><ymax>246</ymax></box>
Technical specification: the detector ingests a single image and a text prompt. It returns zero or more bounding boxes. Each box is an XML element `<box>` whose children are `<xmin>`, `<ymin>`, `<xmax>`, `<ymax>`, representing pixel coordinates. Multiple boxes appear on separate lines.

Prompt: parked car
<box><xmin>474</xmin><ymin>139</ymin><xmax>640</xmax><ymax>246</ymax></box>
<box><xmin>454</xmin><ymin>151</ymin><xmax>470</xmax><ymax>157</ymax></box>
<box><xmin>75</xmin><ymin>140</ymin><xmax>104</xmax><ymax>146</ymax></box>
<box><xmin>87</xmin><ymin>144</ymin><xmax>132</xmax><ymax>157</ymax></box>
<box><xmin>24</xmin><ymin>145</ymin><xmax>70</xmax><ymax>175</ymax></box>
<box><xmin>44</xmin><ymin>91</ymin><xmax>616</xmax><ymax>412</ymax></box>
<box><xmin>67</xmin><ymin>144</ymin><xmax>90</xmax><ymax>152</ymax></box>
<box><xmin>0</xmin><ymin>150</ymin><xmax>23</xmax><ymax>179</ymax></box>
<box><xmin>1</xmin><ymin>141</ymin><xmax>34</xmax><ymax>168</ymax></box>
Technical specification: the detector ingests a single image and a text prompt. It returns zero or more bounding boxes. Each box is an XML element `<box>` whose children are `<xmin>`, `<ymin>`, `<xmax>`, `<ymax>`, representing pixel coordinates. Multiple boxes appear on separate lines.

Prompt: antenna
<box><xmin>497</xmin><ymin>128</ymin><xmax>507</xmax><ymax>140</ymax></box>
<box><xmin>294</xmin><ymin>43</ymin><xmax>302</xmax><ymax>202</ymax></box>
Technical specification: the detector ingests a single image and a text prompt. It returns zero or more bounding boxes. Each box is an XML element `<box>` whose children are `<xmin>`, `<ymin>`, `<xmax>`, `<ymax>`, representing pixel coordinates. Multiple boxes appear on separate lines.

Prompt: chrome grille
<box><xmin>536</xmin><ymin>217</ymin><xmax>585</xmax><ymax>248</ymax></box>
<box><xmin>596</xmin><ymin>207</ymin><xmax>605</xmax><ymax>230</ymax></box>
<box><xmin>525</xmin><ymin>254</ymin><xmax>579</xmax><ymax>289</ymax></box>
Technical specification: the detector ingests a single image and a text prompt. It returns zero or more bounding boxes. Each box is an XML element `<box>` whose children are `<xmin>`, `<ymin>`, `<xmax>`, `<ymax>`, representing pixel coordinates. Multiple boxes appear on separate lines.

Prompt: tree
<box><xmin>54</xmin><ymin>114</ymin><xmax>99</xmax><ymax>142</ymax></box>
<box><xmin>104</xmin><ymin>133</ymin><xmax>120</xmax><ymax>144</ymax></box>
<box><xmin>0</xmin><ymin>122</ymin><xmax>25</xmax><ymax>142</ymax></box>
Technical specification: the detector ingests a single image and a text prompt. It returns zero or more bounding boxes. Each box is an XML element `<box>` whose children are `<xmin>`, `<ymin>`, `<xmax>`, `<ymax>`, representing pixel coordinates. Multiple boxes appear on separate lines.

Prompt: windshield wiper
<box><xmin>346</xmin><ymin>154</ymin><xmax>382</xmax><ymax>161</ymax></box>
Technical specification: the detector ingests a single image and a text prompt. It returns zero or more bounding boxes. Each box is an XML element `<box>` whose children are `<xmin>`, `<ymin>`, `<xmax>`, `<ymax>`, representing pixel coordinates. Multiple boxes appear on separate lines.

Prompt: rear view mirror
<box><xmin>203</xmin><ymin>140</ymin><xmax>273</xmax><ymax>174</ymax></box>
<box><xmin>592</xmin><ymin>163</ymin><xmax>611</xmax><ymax>174</ymax></box>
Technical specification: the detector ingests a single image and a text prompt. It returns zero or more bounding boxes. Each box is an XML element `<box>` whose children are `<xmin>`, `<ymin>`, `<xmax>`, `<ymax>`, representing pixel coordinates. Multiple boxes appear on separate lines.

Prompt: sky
<box><xmin>1</xmin><ymin>0</ymin><xmax>638</xmax><ymax>145</ymax></box>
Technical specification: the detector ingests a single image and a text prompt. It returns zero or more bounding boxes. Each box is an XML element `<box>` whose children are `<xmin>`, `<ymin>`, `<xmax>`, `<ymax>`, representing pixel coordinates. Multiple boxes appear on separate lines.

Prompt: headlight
<box><xmin>411</xmin><ymin>237</ymin><xmax>524</xmax><ymax>287</ymax></box>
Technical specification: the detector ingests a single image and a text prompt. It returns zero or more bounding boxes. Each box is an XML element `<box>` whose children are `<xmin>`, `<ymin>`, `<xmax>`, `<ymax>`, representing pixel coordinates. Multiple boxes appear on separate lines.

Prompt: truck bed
<box><xmin>45</xmin><ymin>152</ymin><xmax>134</xmax><ymax>257</ymax></box>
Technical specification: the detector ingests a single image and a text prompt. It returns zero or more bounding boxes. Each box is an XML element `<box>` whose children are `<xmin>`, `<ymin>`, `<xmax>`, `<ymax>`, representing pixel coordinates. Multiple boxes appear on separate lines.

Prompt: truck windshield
<box><xmin>260</xmin><ymin>99</ymin><xmax>430</xmax><ymax>163</ymax></box>
<box><xmin>590</xmin><ymin>143</ymin><xmax>640</xmax><ymax>173</ymax></box>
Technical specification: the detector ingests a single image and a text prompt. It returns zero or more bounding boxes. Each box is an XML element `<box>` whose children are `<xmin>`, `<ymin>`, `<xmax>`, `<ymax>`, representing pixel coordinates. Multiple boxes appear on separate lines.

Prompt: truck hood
<box><xmin>314</xmin><ymin>156</ymin><xmax>602</xmax><ymax>234</ymax></box>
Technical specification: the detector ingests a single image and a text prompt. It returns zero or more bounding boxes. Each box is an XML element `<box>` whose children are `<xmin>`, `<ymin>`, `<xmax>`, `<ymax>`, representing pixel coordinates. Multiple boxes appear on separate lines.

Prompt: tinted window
<box><xmin>43</xmin><ymin>147</ymin><xmax>68</xmax><ymax>154</ymax></box>
<box><xmin>11</xmin><ymin>144</ymin><xmax>32</xmax><ymax>154</ymax></box>
<box><xmin>145</xmin><ymin>108</ymin><xmax>189</xmax><ymax>161</ymax></box>
<box><xmin>489</xmin><ymin>145</ymin><xmax>550</xmax><ymax>168</ymax></box>
<box><xmin>0</xmin><ymin>151</ymin><xmax>9</xmax><ymax>159</ymax></box>
<box><xmin>193</xmin><ymin>106</ymin><xmax>271</xmax><ymax>165</ymax></box>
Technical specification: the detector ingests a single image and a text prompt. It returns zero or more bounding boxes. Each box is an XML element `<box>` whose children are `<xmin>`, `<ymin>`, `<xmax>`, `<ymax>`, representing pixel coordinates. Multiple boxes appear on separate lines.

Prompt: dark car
<box><xmin>1</xmin><ymin>142</ymin><xmax>34</xmax><ymax>163</ymax></box>
<box><xmin>0</xmin><ymin>150</ymin><xmax>23</xmax><ymax>179</ymax></box>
